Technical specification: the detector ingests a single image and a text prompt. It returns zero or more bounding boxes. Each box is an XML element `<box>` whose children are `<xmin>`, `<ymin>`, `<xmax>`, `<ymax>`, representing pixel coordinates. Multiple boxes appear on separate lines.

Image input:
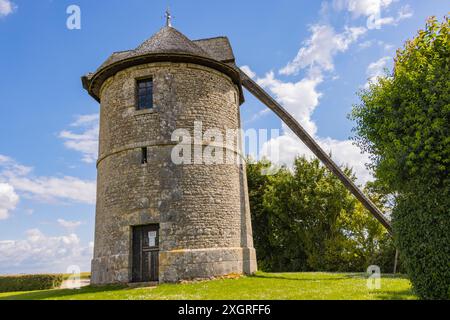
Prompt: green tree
<box><xmin>350</xmin><ymin>16</ymin><xmax>450</xmax><ymax>299</ymax></box>
<box><xmin>247</xmin><ymin>157</ymin><xmax>395</xmax><ymax>273</ymax></box>
<box><xmin>246</xmin><ymin>159</ymin><xmax>283</xmax><ymax>271</ymax></box>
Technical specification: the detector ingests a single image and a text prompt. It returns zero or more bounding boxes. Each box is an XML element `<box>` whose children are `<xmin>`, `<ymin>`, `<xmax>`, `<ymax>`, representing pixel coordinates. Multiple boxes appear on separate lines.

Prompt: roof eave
<box><xmin>83</xmin><ymin>52</ymin><xmax>245</xmax><ymax>105</ymax></box>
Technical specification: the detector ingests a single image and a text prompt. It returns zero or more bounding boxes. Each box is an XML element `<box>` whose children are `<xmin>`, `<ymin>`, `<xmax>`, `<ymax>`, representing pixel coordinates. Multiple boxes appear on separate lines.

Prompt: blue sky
<box><xmin>0</xmin><ymin>0</ymin><xmax>448</xmax><ymax>274</ymax></box>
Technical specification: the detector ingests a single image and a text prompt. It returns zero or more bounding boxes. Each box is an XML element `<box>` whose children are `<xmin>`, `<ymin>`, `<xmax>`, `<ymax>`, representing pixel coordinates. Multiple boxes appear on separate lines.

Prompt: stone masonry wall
<box><xmin>92</xmin><ymin>62</ymin><xmax>256</xmax><ymax>284</ymax></box>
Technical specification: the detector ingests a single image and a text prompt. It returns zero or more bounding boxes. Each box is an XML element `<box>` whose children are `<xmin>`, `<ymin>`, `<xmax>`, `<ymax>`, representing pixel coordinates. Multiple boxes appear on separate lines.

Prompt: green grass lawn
<box><xmin>0</xmin><ymin>272</ymin><xmax>416</xmax><ymax>300</ymax></box>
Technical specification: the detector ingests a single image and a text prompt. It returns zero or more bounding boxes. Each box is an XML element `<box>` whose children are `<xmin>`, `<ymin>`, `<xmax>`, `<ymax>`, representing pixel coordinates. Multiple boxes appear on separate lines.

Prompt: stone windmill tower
<box><xmin>83</xmin><ymin>13</ymin><xmax>391</xmax><ymax>285</ymax></box>
<box><xmin>82</xmin><ymin>15</ymin><xmax>256</xmax><ymax>284</ymax></box>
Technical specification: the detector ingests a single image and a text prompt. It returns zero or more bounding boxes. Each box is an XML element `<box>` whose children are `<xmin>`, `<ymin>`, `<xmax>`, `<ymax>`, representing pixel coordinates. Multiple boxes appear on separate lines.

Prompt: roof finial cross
<box><xmin>165</xmin><ymin>7</ymin><xmax>172</xmax><ymax>27</ymax></box>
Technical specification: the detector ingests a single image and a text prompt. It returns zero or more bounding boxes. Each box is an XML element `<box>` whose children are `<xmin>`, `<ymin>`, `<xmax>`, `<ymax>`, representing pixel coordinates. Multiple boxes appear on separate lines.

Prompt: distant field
<box><xmin>0</xmin><ymin>272</ymin><xmax>416</xmax><ymax>300</ymax></box>
<box><xmin>1</xmin><ymin>272</ymin><xmax>91</xmax><ymax>280</ymax></box>
<box><xmin>62</xmin><ymin>272</ymin><xmax>91</xmax><ymax>280</ymax></box>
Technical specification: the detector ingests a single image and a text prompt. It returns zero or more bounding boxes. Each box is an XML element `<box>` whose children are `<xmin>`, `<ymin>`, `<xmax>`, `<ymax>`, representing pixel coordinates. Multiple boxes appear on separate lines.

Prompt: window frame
<box><xmin>135</xmin><ymin>77</ymin><xmax>154</xmax><ymax>111</ymax></box>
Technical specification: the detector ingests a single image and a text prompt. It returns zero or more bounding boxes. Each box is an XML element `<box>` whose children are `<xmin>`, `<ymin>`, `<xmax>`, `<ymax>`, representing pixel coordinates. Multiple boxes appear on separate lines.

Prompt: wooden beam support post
<box><xmin>239</xmin><ymin>69</ymin><xmax>393</xmax><ymax>234</ymax></box>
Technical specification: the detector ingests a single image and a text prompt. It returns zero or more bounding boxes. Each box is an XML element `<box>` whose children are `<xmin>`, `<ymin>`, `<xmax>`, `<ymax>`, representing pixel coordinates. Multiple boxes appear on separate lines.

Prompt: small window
<box><xmin>137</xmin><ymin>79</ymin><xmax>153</xmax><ymax>110</ymax></box>
<box><xmin>141</xmin><ymin>147</ymin><xmax>148</xmax><ymax>164</ymax></box>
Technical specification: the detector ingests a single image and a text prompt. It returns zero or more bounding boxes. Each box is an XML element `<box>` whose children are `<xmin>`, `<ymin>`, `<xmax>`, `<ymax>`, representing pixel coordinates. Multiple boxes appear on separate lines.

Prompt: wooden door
<box><xmin>132</xmin><ymin>224</ymin><xmax>159</xmax><ymax>282</ymax></box>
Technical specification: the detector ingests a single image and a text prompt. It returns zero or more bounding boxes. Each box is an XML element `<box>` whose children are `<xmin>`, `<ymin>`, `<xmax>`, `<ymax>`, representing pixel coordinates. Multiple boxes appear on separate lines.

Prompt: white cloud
<box><xmin>245</xmin><ymin>61</ymin><xmax>372</xmax><ymax>185</ymax></box>
<box><xmin>0</xmin><ymin>183</ymin><xmax>19</xmax><ymax>220</ymax></box>
<box><xmin>70</xmin><ymin>114</ymin><xmax>99</xmax><ymax>127</ymax></box>
<box><xmin>280</xmin><ymin>24</ymin><xmax>366</xmax><ymax>76</ymax></box>
<box><xmin>0</xmin><ymin>0</ymin><xmax>15</xmax><ymax>17</ymax></box>
<box><xmin>257</xmin><ymin>71</ymin><xmax>322</xmax><ymax>136</ymax></box>
<box><xmin>0</xmin><ymin>155</ymin><xmax>32</xmax><ymax>176</ymax></box>
<box><xmin>333</xmin><ymin>0</ymin><xmax>394</xmax><ymax>28</ymax></box>
<box><xmin>263</xmin><ymin>21</ymin><xmax>364</xmax><ymax>137</ymax></box>
<box><xmin>333</xmin><ymin>0</ymin><xmax>393</xmax><ymax>17</ymax></box>
<box><xmin>365</xmin><ymin>56</ymin><xmax>391</xmax><ymax>88</ymax></box>
<box><xmin>318</xmin><ymin>137</ymin><xmax>372</xmax><ymax>183</ymax></box>
<box><xmin>59</xmin><ymin>114</ymin><xmax>99</xmax><ymax>163</ymax></box>
<box><xmin>0</xmin><ymin>229</ymin><xmax>93</xmax><ymax>274</ymax></box>
<box><xmin>0</xmin><ymin>154</ymin><xmax>96</xmax><ymax>205</ymax></box>
<box><xmin>245</xmin><ymin>108</ymin><xmax>271</xmax><ymax>124</ymax></box>
<box><xmin>359</xmin><ymin>40</ymin><xmax>394</xmax><ymax>51</ymax></box>
<box><xmin>260</xmin><ymin>133</ymin><xmax>372</xmax><ymax>184</ymax></box>
<box><xmin>58</xmin><ymin>218</ymin><xmax>82</xmax><ymax>230</ymax></box>
<box><xmin>397</xmin><ymin>5</ymin><xmax>414</xmax><ymax>21</ymax></box>
<box><xmin>243</xmin><ymin>11</ymin><xmax>375</xmax><ymax>184</ymax></box>
<box><xmin>240</xmin><ymin>65</ymin><xmax>256</xmax><ymax>79</ymax></box>
<box><xmin>332</xmin><ymin>0</ymin><xmax>413</xmax><ymax>29</ymax></box>
<box><xmin>8</xmin><ymin>175</ymin><xmax>96</xmax><ymax>205</ymax></box>
<box><xmin>359</xmin><ymin>40</ymin><xmax>374</xmax><ymax>49</ymax></box>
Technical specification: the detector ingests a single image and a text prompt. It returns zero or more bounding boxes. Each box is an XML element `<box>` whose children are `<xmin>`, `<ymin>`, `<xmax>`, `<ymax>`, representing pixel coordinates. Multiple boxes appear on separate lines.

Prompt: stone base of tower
<box><xmin>159</xmin><ymin>247</ymin><xmax>257</xmax><ymax>283</ymax></box>
<box><xmin>90</xmin><ymin>254</ymin><xmax>130</xmax><ymax>285</ymax></box>
<box><xmin>90</xmin><ymin>248</ymin><xmax>257</xmax><ymax>285</ymax></box>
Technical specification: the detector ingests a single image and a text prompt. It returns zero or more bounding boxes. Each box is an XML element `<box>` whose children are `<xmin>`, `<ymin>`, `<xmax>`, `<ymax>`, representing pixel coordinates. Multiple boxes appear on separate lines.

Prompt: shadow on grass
<box><xmin>373</xmin><ymin>289</ymin><xmax>416</xmax><ymax>300</ymax></box>
<box><xmin>251</xmin><ymin>272</ymin><xmax>364</xmax><ymax>282</ymax></box>
<box><xmin>0</xmin><ymin>285</ymin><xmax>127</xmax><ymax>300</ymax></box>
<box><xmin>252</xmin><ymin>272</ymin><xmax>409</xmax><ymax>282</ymax></box>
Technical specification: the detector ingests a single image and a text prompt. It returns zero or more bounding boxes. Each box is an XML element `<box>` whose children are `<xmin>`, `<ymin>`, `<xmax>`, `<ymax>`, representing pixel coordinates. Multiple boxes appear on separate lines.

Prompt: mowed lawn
<box><xmin>0</xmin><ymin>272</ymin><xmax>416</xmax><ymax>300</ymax></box>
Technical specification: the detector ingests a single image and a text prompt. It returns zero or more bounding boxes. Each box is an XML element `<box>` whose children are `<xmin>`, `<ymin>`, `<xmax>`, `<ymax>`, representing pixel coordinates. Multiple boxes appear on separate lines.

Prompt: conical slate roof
<box><xmin>96</xmin><ymin>26</ymin><xmax>213</xmax><ymax>70</ymax></box>
<box><xmin>134</xmin><ymin>26</ymin><xmax>211</xmax><ymax>57</ymax></box>
<box><xmin>82</xmin><ymin>25</ymin><xmax>243</xmax><ymax>104</ymax></box>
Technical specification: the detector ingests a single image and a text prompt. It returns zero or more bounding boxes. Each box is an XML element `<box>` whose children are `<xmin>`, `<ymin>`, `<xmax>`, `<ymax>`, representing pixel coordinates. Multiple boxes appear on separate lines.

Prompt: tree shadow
<box><xmin>0</xmin><ymin>285</ymin><xmax>128</xmax><ymax>300</ymax></box>
<box><xmin>372</xmin><ymin>289</ymin><xmax>416</xmax><ymax>300</ymax></box>
<box><xmin>251</xmin><ymin>272</ymin><xmax>364</xmax><ymax>282</ymax></box>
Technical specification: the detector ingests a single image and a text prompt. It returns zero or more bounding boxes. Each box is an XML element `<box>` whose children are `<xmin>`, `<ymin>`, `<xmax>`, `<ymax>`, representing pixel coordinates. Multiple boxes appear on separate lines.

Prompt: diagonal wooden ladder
<box><xmin>239</xmin><ymin>69</ymin><xmax>393</xmax><ymax>234</ymax></box>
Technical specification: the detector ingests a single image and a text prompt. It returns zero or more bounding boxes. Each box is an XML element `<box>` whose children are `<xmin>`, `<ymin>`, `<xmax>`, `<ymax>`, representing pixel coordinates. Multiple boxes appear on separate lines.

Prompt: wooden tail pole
<box><xmin>239</xmin><ymin>69</ymin><xmax>393</xmax><ymax>234</ymax></box>
<box><xmin>393</xmin><ymin>249</ymin><xmax>399</xmax><ymax>274</ymax></box>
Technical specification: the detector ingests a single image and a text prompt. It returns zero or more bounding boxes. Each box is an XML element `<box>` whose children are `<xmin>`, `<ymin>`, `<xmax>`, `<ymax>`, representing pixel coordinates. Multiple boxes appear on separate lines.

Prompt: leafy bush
<box><xmin>0</xmin><ymin>274</ymin><xmax>64</xmax><ymax>293</ymax></box>
<box><xmin>393</xmin><ymin>189</ymin><xmax>450</xmax><ymax>299</ymax></box>
<box><xmin>247</xmin><ymin>157</ymin><xmax>395</xmax><ymax>273</ymax></box>
<box><xmin>350</xmin><ymin>16</ymin><xmax>450</xmax><ymax>299</ymax></box>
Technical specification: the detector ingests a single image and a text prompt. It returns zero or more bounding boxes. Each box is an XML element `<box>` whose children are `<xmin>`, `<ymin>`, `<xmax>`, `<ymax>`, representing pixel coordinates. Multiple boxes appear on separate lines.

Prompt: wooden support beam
<box><xmin>239</xmin><ymin>69</ymin><xmax>393</xmax><ymax>234</ymax></box>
